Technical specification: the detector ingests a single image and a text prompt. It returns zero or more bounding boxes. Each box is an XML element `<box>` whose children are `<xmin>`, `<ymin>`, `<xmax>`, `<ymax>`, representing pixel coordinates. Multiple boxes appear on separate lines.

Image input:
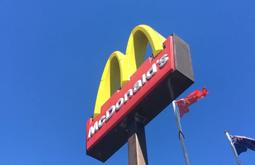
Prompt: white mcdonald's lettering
<box><xmin>88</xmin><ymin>54</ymin><xmax>169</xmax><ymax>139</ymax></box>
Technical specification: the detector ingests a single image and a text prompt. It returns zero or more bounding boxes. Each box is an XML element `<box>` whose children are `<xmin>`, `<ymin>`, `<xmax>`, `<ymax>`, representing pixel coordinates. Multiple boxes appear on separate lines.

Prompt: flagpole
<box><xmin>225</xmin><ymin>131</ymin><xmax>241</xmax><ymax>165</ymax></box>
<box><xmin>172</xmin><ymin>100</ymin><xmax>190</xmax><ymax>165</ymax></box>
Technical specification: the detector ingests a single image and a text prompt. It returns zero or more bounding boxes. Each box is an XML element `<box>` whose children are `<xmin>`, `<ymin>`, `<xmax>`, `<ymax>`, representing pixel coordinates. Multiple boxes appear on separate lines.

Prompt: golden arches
<box><xmin>93</xmin><ymin>25</ymin><xmax>166</xmax><ymax>117</ymax></box>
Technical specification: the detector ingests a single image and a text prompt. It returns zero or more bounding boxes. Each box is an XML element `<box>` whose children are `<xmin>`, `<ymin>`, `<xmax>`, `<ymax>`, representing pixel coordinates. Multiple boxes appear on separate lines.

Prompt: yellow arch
<box><xmin>93</xmin><ymin>25</ymin><xmax>166</xmax><ymax>117</ymax></box>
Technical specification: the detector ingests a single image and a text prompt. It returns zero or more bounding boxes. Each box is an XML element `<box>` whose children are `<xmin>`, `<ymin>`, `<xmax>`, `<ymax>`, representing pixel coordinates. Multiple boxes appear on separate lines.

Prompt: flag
<box><xmin>230</xmin><ymin>135</ymin><xmax>255</xmax><ymax>155</ymax></box>
<box><xmin>175</xmin><ymin>87</ymin><xmax>208</xmax><ymax>118</ymax></box>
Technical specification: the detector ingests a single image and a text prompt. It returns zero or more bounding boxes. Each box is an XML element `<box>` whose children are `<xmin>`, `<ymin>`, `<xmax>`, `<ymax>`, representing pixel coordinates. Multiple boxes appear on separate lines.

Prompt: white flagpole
<box><xmin>172</xmin><ymin>100</ymin><xmax>190</xmax><ymax>165</ymax></box>
<box><xmin>225</xmin><ymin>131</ymin><xmax>241</xmax><ymax>165</ymax></box>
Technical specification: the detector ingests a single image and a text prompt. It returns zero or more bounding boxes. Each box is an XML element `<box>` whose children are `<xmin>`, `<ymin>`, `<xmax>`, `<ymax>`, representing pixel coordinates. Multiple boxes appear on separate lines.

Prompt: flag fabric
<box><xmin>175</xmin><ymin>87</ymin><xmax>208</xmax><ymax>118</ymax></box>
<box><xmin>230</xmin><ymin>135</ymin><xmax>255</xmax><ymax>155</ymax></box>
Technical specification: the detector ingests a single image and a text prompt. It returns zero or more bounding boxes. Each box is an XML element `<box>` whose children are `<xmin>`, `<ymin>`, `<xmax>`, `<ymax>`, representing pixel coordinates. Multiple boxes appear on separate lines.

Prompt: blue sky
<box><xmin>1</xmin><ymin>0</ymin><xmax>255</xmax><ymax>164</ymax></box>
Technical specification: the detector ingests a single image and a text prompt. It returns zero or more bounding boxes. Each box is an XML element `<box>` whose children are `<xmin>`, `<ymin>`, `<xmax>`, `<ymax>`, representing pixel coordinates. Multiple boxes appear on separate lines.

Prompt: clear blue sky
<box><xmin>1</xmin><ymin>0</ymin><xmax>255</xmax><ymax>164</ymax></box>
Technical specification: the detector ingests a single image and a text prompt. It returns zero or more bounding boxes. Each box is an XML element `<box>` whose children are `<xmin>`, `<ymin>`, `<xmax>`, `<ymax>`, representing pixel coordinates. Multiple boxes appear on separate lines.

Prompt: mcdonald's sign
<box><xmin>86</xmin><ymin>25</ymin><xmax>194</xmax><ymax>162</ymax></box>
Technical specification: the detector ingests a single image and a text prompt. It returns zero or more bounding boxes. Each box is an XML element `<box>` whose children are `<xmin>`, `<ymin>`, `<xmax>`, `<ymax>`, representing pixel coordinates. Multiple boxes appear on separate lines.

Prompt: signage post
<box><xmin>128</xmin><ymin>114</ymin><xmax>148</xmax><ymax>165</ymax></box>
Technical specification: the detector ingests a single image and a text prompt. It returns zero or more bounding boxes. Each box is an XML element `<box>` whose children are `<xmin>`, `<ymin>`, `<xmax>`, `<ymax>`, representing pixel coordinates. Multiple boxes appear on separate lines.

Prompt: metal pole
<box><xmin>172</xmin><ymin>101</ymin><xmax>190</xmax><ymax>165</ymax></box>
<box><xmin>128</xmin><ymin>115</ymin><xmax>148</xmax><ymax>165</ymax></box>
<box><xmin>225</xmin><ymin>131</ymin><xmax>241</xmax><ymax>165</ymax></box>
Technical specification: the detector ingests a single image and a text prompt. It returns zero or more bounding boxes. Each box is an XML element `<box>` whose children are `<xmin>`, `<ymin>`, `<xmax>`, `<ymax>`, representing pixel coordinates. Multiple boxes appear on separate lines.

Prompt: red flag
<box><xmin>176</xmin><ymin>87</ymin><xmax>208</xmax><ymax>118</ymax></box>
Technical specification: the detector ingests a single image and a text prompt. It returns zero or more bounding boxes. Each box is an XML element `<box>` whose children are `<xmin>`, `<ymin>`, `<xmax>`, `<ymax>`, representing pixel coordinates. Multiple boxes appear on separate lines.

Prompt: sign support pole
<box><xmin>128</xmin><ymin>115</ymin><xmax>148</xmax><ymax>165</ymax></box>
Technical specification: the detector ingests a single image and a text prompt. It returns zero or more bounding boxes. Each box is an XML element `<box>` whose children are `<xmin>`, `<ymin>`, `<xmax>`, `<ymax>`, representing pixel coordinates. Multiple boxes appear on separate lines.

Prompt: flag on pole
<box><xmin>230</xmin><ymin>134</ymin><xmax>255</xmax><ymax>155</ymax></box>
<box><xmin>175</xmin><ymin>87</ymin><xmax>208</xmax><ymax>118</ymax></box>
<box><xmin>225</xmin><ymin>131</ymin><xmax>255</xmax><ymax>165</ymax></box>
<box><xmin>172</xmin><ymin>87</ymin><xmax>208</xmax><ymax>165</ymax></box>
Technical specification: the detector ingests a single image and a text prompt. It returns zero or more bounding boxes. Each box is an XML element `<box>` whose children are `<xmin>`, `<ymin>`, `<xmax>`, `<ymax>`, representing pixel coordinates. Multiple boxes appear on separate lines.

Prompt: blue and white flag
<box><xmin>230</xmin><ymin>135</ymin><xmax>255</xmax><ymax>155</ymax></box>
